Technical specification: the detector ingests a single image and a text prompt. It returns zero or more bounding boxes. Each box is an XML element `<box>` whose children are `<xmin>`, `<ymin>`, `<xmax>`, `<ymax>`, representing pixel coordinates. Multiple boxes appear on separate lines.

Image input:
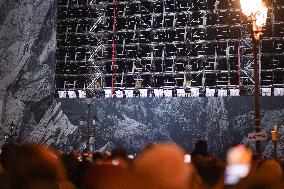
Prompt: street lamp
<box><xmin>240</xmin><ymin>0</ymin><xmax>268</xmax><ymax>154</ymax></box>
<box><xmin>79</xmin><ymin>103</ymin><xmax>98</xmax><ymax>151</ymax></box>
<box><xmin>271</xmin><ymin>125</ymin><xmax>280</xmax><ymax>159</ymax></box>
<box><xmin>4</xmin><ymin>122</ymin><xmax>17</xmax><ymax>144</ymax></box>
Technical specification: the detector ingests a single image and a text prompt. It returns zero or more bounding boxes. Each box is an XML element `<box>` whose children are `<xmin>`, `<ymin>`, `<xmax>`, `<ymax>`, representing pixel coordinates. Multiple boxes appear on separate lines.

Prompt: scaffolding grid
<box><xmin>55</xmin><ymin>0</ymin><xmax>284</xmax><ymax>98</ymax></box>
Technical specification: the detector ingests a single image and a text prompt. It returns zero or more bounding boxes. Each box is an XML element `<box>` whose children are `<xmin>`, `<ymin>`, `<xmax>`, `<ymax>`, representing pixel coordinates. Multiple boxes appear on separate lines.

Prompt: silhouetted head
<box><xmin>192</xmin><ymin>140</ymin><xmax>209</xmax><ymax>158</ymax></box>
<box><xmin>0</xmin><ymin>143</ymin><xmax>71</xmax><ymax>189</ymax></box>
<box><xmin>102</xmin><ymin>151</ymin><xmax>111</xmax><ymax>160</ymax></box>
<box><xmin>135</xmin><ymin>143</ymin><xmax>190</xmax><ymax>189</ymax></box>
<box><xmin>93</xmin><ymin>152</ymin><xmax>103</xmax><ymax>161</ymax></box>
<box><xmin>233</xmin><ymin>174</ymin><xmax>284</xmax><ymax>189</ymax></box>
<box><xmin>256</xmin><ymin>159</ymin><xmax>283</xmax><ymax>179</ymax></box>
<box><xmin>192</xmin><ymin>156</ymin><xmax>225</xmax><ymax>188</ymax></box>
<box><xmin>110</xmin><ymin>148</ymin><xmax>128</xmax><ymax>160</ymax></box>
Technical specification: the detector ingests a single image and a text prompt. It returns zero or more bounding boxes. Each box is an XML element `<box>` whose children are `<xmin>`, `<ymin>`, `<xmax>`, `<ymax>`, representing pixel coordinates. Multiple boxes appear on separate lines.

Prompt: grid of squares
<box><xmin>55</xmin><ymin>0</ymin><xmax>284</xmax><ymax>98</ymax></box>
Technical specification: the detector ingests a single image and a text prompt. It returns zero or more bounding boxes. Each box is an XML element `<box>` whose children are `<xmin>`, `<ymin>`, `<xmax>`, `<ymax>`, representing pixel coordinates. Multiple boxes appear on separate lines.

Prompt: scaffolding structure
<box><xmin>55</xmin><ymin>0</ymin><xmax>284</xmax><ymax>98</ymax></box>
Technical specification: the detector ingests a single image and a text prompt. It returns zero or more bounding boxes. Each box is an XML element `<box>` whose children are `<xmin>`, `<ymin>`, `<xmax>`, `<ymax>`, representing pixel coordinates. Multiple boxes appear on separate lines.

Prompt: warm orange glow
<box><xmin>240</xmin><ymin>0</ymin><xmax>268</xmax><ymax>28</ymax></box>
<box><xmin>240</xmin><ymin>0</ymin><xmax>262</xmax><ymax>16</ymax></box>
<box><xmin>255</xmin><ymin>5</ymin><xmax>268</xmax><ymax>27</ymax></box>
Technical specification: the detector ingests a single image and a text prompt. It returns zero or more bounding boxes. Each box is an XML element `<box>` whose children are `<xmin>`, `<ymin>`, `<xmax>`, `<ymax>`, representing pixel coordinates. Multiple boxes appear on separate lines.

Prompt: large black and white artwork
<box><xmin>0</xmin><ymin>0</ymin><xmax>284</xmax><ymax>158</ymax></box>
<box><xmin>0</xmin><ymin>0</ymin><xmax>58</xmax><ymax>145</ymax></box>
<box><xmin>56</xmin><ymin>97</ymin><xmax>284</xmax><ymax>157</ymax></box>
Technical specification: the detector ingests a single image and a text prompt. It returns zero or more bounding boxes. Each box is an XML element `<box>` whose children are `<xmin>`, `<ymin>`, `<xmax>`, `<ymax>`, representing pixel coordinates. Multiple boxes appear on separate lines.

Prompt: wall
<box><xmin>0</xmin><ymin>0</ymin><xmax>284</xmax><ymax>158</ymax></box>
<box><xmin>56</xmin><ymin>97</ymin><xmax>284</xmax><ymax>157</ymax></box>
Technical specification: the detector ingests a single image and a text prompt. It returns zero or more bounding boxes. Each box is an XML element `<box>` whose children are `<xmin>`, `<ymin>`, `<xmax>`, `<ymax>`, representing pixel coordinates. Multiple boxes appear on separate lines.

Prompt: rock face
<box><xmin>0</xmin><ymin>0</ymin><xmax>79</xmax><ymax>148</ymax></box>
<box><xmin>56</xmin><ymin>97</ymin><xmax>284</xmax><ymax>157</ymax></box>
<box><xmin>0</xmin><ymin>0</ymin><xmax>284</xmax><ymax>157</ymax></box>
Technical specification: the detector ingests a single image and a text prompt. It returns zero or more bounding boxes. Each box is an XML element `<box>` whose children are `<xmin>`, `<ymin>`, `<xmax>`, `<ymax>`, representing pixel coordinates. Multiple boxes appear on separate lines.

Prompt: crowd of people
<box><xmin>0</xmin><ymin>140</ymin><xmax>284</xmax><ymax>189</ymax></box>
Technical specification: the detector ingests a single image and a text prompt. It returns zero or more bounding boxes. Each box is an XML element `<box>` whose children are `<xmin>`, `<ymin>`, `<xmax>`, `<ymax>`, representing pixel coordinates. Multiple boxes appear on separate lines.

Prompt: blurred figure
<box><xmin>86</xmin><ymin>144</ymin><xmax>191</xmax><ymax>189</ymax></box>
<box><xmin>0</xmin><ymin>143</ymin><xmax>75</xmax><ymax>189</ymax></box>
<box><xmin>232</xmin><ymin>174</ymin><xmax>284</xmax><ymax>189</ymax></box>
<box><xmin>84</xmin><ymin>149</ymin><xmax>130</xmax><ymax>189</ymax></box>
<box><xmin>0</xmin><ymin>161</ymin><xmax>4</xmax><ymax>174</ymax></box>
<box><xmin>134</xmin><ymin>143</ymin><xmax>190</xmax><ymax>189</ymax></box>
<box><xmin>224</xmin><ymin>145</ymin><xmax>252</xmax><ymax>188</ymax></box>
<box><xmin>248</xmin><ymin>153</ymin><xmax>263</xmax><ymax>176</ymax></box>
<box><xmin>191</xmin><ymin>140</ymin><xmax>210</xmax><ymax>161</ymax></box>
<box><xmin>102</xmin><ymin>151</ymin><xmax>111</xmax><ymax>160</ymax></box>
<box><xmin>92</xmin><ymin>152</ymin><xmax>104</xmax><ymax>165</ymax></box>
<box><xmin>81</xmin><ymin>149</ymin><xmax>93</xmax><ymax>162</ymax></box>
<box><xmin>193</xmin><ymin>156</ymin><xmax>225</xmax><ymax>189</ymax></box>
<box><xmin>60</xmin><ymin>151</ymin><xmax>80</xmax><ymax>188</ymax></box>
<box><xmin>74</xmin><ymin>150</ymin><xmax>93</xmax><ymax>189</ymax></box>
<box><xmin>110</xmin><ymin>148</ymin><xmax>128</xmax><ymax>160</ymax></box>
<box><xmin>226</xmin><ymin>145</ymin><xmax>252</xmax><ymax>165</ymax></box>
<box><xmin>187</xmin><ymin>163</ymin><xmax>203</xmax><ymax>189</ymax></box>
<box><xmin>110</xmin><ymin>147</ymin><xmax>130</xmax><ymax>169</ymax></box>
<box><xmin>256</xmin><ymin>159</ymin><xmax>283</xmax><ymax>179</ymax></box>
<box><xmin>277</xmin><ymin>157</ymin><xmax>284</xmax><ymax>177</ymax></box>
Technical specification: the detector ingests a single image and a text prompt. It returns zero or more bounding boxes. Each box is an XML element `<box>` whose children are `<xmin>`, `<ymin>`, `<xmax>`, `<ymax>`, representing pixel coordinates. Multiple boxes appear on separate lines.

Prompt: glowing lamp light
<box><xmin>240</xmin><ymin>0</ymin><xmax>268</xmax><ymax>28</ymax></box>
<box><xmin>240</xmin><ymin>0</ymin><xmax>262</xmax><ymax>16</ymax></box>
<box><xmin>255</xmin><ymin>5</ymin><xmax>268</xmax><ymax>27</ymax></box>
<box><xmin>184</xmin><ymin>154</ymin><xmax>191</xmax><ymax>164</ymax></box>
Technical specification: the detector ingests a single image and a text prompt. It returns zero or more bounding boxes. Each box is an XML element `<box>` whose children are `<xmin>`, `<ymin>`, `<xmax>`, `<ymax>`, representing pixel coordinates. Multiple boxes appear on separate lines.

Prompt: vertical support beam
<box><xmin>238</xmin><ymin>42</ymin><xmax>241</xmax><ymax>87</ymax></box>
<box><xmin>162</xmin><ymin>0</ymin><xmax>165</xmax><ymax>28</ymax></box>
<box><xmin>251</xmin><ymin>20</ymin><xmax>261</xmax><ymax>154</ymax></box>
<box><xmin>226</xmin><ymin>42</ymin><xmax>231</xmax><ymax>85</ymax></box>
<box><xmin>111</xmin><ymin>0</ymin><xmax>117</xmax><ymax>97</ymax></box>
<box><xmin>273</xmin><ymin>140</ymin><xmax>277</xmax><ymax>159</ymax></box>
<box><xmin>86</xmin><ymin>103</ymin><xmax>91</xmax><ymax>150</ymax></box>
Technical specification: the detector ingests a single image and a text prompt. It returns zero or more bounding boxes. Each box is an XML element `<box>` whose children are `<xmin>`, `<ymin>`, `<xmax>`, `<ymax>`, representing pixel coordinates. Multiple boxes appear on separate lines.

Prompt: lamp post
<box><xmin>271</xmin><ymin>125</ymin><xmax>279</xmax><ymax>159</ymax></box>
<box><xmin>79</xmin><ymin>103</ymin><xmax>97</xmax><ymax>151</ymax></box>
<box><xmin>240</xmin><ymin>0</ymin><xmax>268</xmax><ymax>154</ymax></box>
<box><xmin>4</xmin><ymin>122</ymin><xmax>17</xmax><ymax>144</ymax></box>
